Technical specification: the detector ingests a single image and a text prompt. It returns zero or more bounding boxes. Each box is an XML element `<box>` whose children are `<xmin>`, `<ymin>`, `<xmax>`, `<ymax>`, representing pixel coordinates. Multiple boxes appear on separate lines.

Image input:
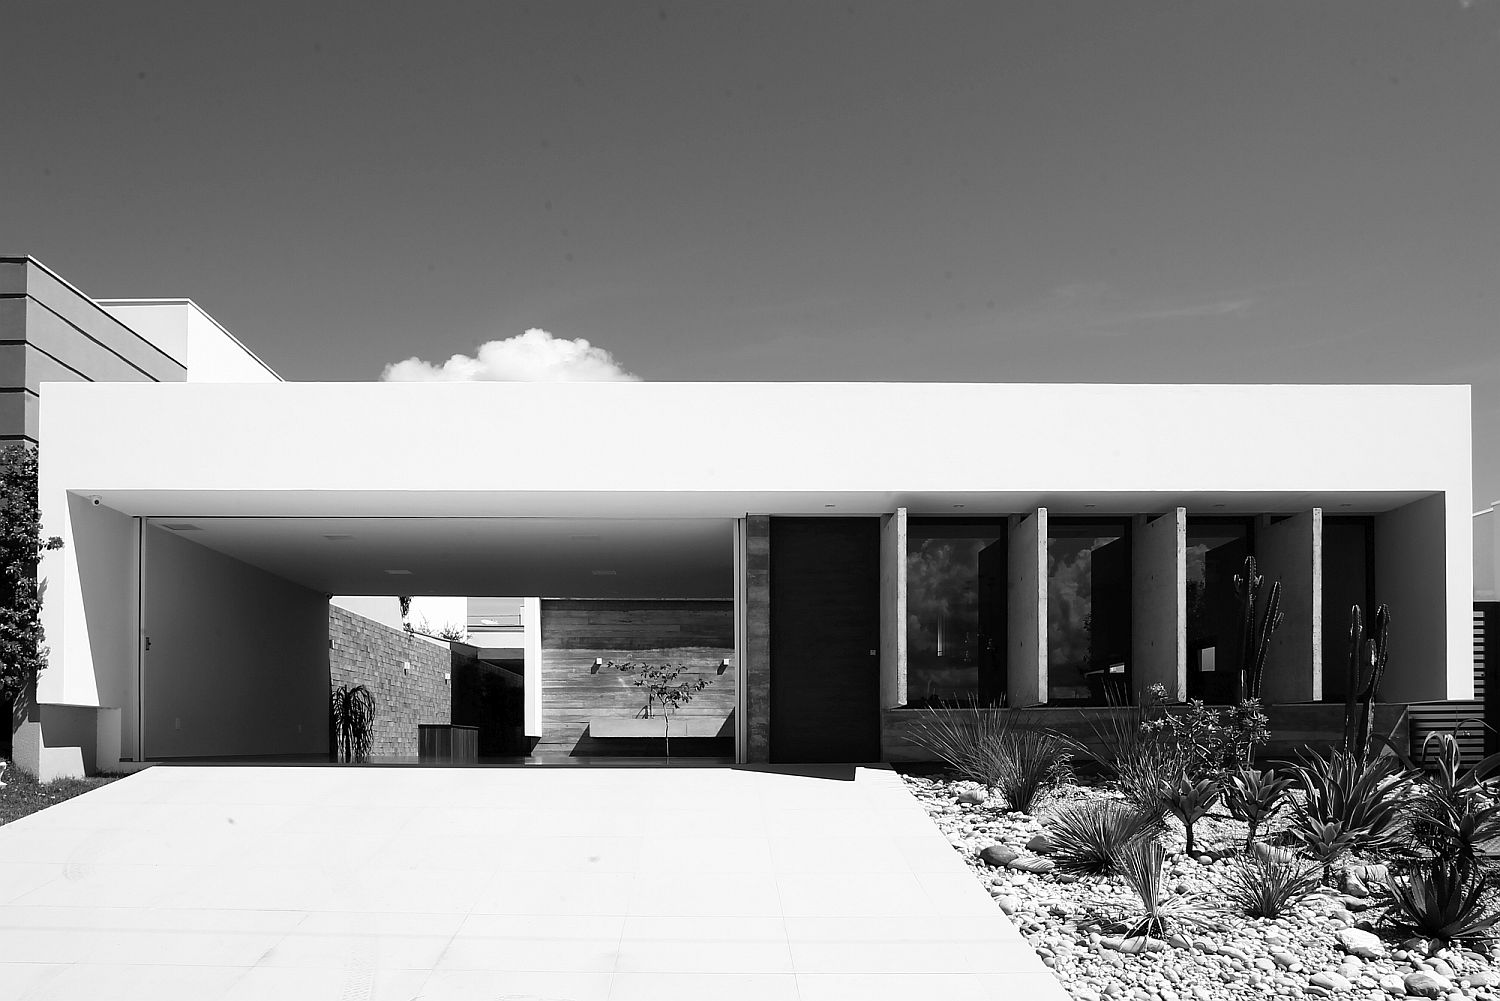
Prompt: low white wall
<box><xmin>142</xmin><ymin>524</ymin><xmax>328</xmax><ymax>757</ymax></box>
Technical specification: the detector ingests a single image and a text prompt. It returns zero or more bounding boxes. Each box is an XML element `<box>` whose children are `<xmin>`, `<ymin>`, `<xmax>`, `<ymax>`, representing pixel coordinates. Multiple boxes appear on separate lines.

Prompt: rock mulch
<box><xmin>901</xmin><ymin>772</ymin><xmax>1500</xmax><ymax>1001</ymax></box>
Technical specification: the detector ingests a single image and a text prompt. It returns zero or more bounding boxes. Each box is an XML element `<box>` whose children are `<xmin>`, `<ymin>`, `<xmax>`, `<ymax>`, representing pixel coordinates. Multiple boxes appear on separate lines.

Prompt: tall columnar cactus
<box><xmin>1234</xmin><ymin>556</ymin><xmax>1285</xmax><ymax>701</ymax></box>
<box><xmin>1341</xmin><ymin>603</ymin><xmax>1390</xmax><ymax>763</ymax></box>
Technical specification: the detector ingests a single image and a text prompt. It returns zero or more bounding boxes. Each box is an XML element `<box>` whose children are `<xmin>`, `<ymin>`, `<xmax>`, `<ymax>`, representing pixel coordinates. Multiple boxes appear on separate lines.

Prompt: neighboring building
<box><xmin>4</xmin><ymin>256</ymin><xmax>1481</xmax><ymax>777</ymax></box>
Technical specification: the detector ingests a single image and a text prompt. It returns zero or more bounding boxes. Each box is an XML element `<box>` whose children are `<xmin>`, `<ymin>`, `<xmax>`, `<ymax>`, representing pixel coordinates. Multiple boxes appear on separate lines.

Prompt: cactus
<box><xmin>1234</xmin><ymin>556</ymin><xmax>1285</xmax><ymax>701</ymax></box>
<box><xmin>1341</xmin><ymin>603</ymin><xmax>1390</xmax><ymax>763</ymax></box>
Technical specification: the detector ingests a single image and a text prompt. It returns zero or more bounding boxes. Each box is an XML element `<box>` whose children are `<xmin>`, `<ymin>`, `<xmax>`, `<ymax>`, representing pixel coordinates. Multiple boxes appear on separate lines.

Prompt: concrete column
<box><xmin>1008</xmin><ymin>508</ymin><xmax>1047</xmax><ymax>707</ymax></box>
<box><xmin>1375</xmin><ymin>494</ymin><xmax>1450</xmax><ymax>702</ymax></box>
<box><xmin>743</xmin><ymin>515</ymin><xmax>772</xmax><ymax>762</ymax></box>
<box><xmin>1257</xmin><ymin>510</ymin><xmax>1322</xmax><ymax>704</ymax></box>
<box><xmin>879</xmin><ymin>508</ymin><xmax>908</xmax><ymax>709</ymax></box>
<box><xmin>1133</xmin><ymin>509</ymin><xmax>1187</xmax><ymax>703</ymax></box>
<box><xmin>522</xmin><ymin>597</ymin><xmax>542</xmax><ymax>736</ymax></box>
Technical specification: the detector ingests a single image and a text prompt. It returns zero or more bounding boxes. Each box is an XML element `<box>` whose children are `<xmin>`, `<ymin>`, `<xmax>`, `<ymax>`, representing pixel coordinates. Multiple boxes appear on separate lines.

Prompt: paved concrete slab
<box><xmin>0</xmin><ymin>764</ymin><xmax>1065</xmax><ymax>1000</ymax></box>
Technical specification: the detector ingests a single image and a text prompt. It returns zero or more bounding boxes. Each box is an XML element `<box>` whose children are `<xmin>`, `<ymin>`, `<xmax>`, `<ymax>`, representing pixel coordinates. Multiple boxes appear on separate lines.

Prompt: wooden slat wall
<box><xmin>1401</xmin><ymin>607</ymin><xmax>1490</xmax><ymax>769</ymax></box>
<box><xmin>537</xmin><ymin>599</ymin><xmax>734</xmax><ymax>761</ymax></box>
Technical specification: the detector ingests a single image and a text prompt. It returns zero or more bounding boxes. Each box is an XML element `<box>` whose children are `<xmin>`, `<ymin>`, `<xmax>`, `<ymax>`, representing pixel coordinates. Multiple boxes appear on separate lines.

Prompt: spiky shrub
<box><xmin>907</xmin><ymin>702</ymin><xmax>1075</xmax><ymax>812</ymax></box>
<box><xmin>1224</xmin><ymin>767</ymin><xmax>1293</xmax><ymax>849</ymax></box>
<box><xmin>1046</xmin><ymin>799</ymin><xmax>1161</xmax><ymax>876</ymax></box>
<box><xmin>1164</xmin><ymin>773</ymin><xmax>1221</xmax><ymax>856</ymax></box>
<box><xmin>1118</xmin><ymin>838</ymin><xmax>1214</xmax><ymax>939</ymax></box>
<box><xmin>906</xmin><ymin>698</ymin><xmax>1015</xmax><ymax>788</ymax></box>
<box><xmin>989</xmin><ymin>723</ymin><xmax>1077</xmax><ymax>814</ymax></box>
<box><xmin>1285</xmin><ymin>748</ymin><xmax>1410</xmax><ymax>856</ymax></box>
<box><xmin>1226</xmin><ymin>852</ymin><xmax>1321</xmax><ymax>918</ymax></box>
<box><xmin>1385</xmin><ymin>858</ymin><xmax>1500</xmax><ymax>945</ymax></box>
<box><xmin>330</xmin><ymin>683</ymin><xmax>375</xmax><ymax>763</ymax></box>
<box><xmin>1289</xmin><ymin>819</ymin><xmax>1362</xmax><ymax>886</ymax></box>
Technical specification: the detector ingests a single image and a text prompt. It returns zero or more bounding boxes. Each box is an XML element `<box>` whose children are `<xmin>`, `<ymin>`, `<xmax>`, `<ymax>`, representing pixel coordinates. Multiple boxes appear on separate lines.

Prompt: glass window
<box><xmin>906</xmin><ymin>520</ymin><xmax>1007</xmax><ymax>707</ymax></box>
<box><xmin>1185</xmin><ymin>518</ymin><xmax>1254</xmax><ymax>704</ymax></box>
<box><xmin>1321</xmin><ymin>516</ymin><xmax>1374</xmax><ymax>703</ymax></box>
<box><xmin>1047</xmin><ymin>519</ymin><xmax>1131</xmax><ymax>705</ymax></box>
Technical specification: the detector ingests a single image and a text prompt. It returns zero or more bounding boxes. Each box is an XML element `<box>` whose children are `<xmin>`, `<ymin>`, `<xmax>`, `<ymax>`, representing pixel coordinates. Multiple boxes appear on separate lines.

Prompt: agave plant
<box><xmin>1412</xmin><ymin>797</ymin><xmax>1500</xmax><ymax>869</ymax></box>
<box><xmin>330</xmin><ymin>683</ymin><xmax>376</xmax><ymax>763</ymax></box>
<box><xmin>1225</xmin><ymin>852</ymin><xmax>1322</xmax><ymax>919</ymax></box>
<box><xmin>1385</xmin><ymin>858</ymin><xmax>1500</xmax><ymax>945</ymax></box>
<box><xmin>1288</xmin><ymin>818</ymin><xmax>1362</xmax><ymax>886</ymax></box>
<box><xmin>1224</xmin><ymin>767</ymin><xmax>1293</xmax><ymax>849</ymax></box>
<box><xmin>1118</xmin><ymin>837</ymin><xmax>1216</xmax><ymax>939</ymax></box>
<box><xmin>1285</xmin><ymin>747</ymin><xmax>1410</xmax><ymax>856</ymax></box>
<box><xmin>1163</xmin><ymin>773</ymin><xmax>1221</xmax><ymax>857</ymax></box>
<box><xmin>1046</xmin><ymin>799</ymin><xmax>1162</xmax><ymax>876</ymax></box>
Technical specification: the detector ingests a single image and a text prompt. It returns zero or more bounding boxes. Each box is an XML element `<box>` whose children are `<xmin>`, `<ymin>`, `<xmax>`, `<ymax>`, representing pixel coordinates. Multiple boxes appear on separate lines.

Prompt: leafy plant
<box><xmin>1285</xmin><ymin>747</ymin><xmax>1410</xmax><ymax>856</ymax></box>
<box><xmin>909</xmin><ymin>702</ymin><xmax>1076</xmax><ymax>812</ymax></box>
<box><xmin>1226</xmin><ymin>852</ymin><xmax>1322</xmax><ymax>918</ymax></box>
<box><xmin>0</xmin><ymin>445</ymin><xmax>64</xmax><ymax>727</ymax></box>
<box><xmin>330</xmin><ymin>683</ymin><xmax>375</xmax><ymax>763</ymax></box>
<box><xmin>1163</xmin><ymin>773</ymin><xmax>1221</xmax><ymax>856</ymax></box>
<box><xmin>1233</xmin><ymin>556</ymin><xmax>1284</xmax><ymax>702</ymax></box>
<box><xmin>1224</xmin><ymin>767</ymin><xmax>1293</xmax><ymax>849</ymax></box>
<box><xmin>1046</xmin><ymin>799</ymin><xmax>1161</xmax><ymax>876</ymax></box>
<box><xmin>1117</xmin><ymin>837</ymin><xmax>1215</xmax><ymax>939</ymax></box>
<box><xmin>609</xmin><ymin>660</ymin><xmax>712</xmax><ymax>758</ymax></box>
<box><xmin>1385</xmin><ymin>858</ymin><xmax>1500</xmax><ymax>945</ymax></box>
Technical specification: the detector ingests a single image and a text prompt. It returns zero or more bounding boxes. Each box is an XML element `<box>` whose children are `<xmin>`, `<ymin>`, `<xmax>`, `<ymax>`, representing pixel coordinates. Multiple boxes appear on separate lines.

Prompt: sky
<box><xmin>2</xmin><ymin>1</ymin><xmax>1497</xmax><ymax>505</ymax></box>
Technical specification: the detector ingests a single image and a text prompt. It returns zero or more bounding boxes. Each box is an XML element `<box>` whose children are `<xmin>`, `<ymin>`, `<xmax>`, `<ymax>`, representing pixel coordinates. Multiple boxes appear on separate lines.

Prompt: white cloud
<box><xmin>381</xmin><ymin>328</ymin><xmax>640</xmax><ymax>382</ymax></box>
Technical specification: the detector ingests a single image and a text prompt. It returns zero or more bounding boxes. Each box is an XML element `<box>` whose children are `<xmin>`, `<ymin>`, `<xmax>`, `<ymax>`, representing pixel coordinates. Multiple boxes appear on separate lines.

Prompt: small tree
<box><xmin>0</xmin><ymin>445</ymin><xmax>63</xmax><ymax>746</ymax></box>
<box><xmin>610</xmin><ymin>660</ymin><xmax>711</xmax><ymax>758</ymax></box>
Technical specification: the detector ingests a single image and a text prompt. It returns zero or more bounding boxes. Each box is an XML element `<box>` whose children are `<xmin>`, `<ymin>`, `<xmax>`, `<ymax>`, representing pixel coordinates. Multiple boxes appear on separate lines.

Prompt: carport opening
<box><xmin>137</xmin><ymin>517</ymin><xmax>737</xmax><ymax>765</ymax></box>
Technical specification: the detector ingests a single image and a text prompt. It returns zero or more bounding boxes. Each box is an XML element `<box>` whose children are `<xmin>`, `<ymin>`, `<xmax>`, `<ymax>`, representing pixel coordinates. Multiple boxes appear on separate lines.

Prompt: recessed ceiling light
<box><xmin>1212</xmin><ymin>504</ymin><xmax>1227</xmax><ymax>509</ymax></box>
<box><xmin>323</xmin><ymin>534</ymin><xmax>354</xmax><ymax>541</ymax></box>
<box><xmin>1084</xmin><ymin>504</ymin><xmax>1096</xmax><ymax>509</ymax></box>
<box><xmin>161</xmin><ymin>523</ymin><xmax>201</xmax><ymax>532</ymax></box>
<box><xmin>952</xmin><ymin>504</ymin><xmax>965</xmax><ymax>509</ymax></box>
<box><xmin>1339</xmin><ymin>503</ymin><xmax>1353</xmax><ymax>508</ymax></box>
<box><xmin>384</xmin><ymin>569</ymin><xmax>412</xmax><ymax>575</ymax></box>
<box><xmin>591</xmin><ymin>569</ymin><xmax>617</xmax><ymax>576</ymax></box>
<box><xmin>824</xmin><ymin>504</ymin><xmax>836</xmax><ymax>508</ymax></box>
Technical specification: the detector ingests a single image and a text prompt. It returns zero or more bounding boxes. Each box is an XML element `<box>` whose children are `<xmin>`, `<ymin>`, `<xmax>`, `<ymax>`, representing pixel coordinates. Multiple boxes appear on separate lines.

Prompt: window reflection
<box><xmin>1185</xmin><ymin>518</ymin><xmax>1253</xmax><ymax>703</ymax></box>
<box><xmin>906</xmin><ymin>520</ymin><xmax>1006</xmax><ymax>707</ymax></box>
<box><xmin>1048</xmin><ymin>520</ymin><xmax>1131</xmax><ymax>705</ymax></box>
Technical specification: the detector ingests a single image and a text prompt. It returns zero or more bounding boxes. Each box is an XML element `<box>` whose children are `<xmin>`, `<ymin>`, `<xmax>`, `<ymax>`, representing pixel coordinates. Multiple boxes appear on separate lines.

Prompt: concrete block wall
<box><xmin>328</xmin><ymin>605</ymin><xmax>452</xmax><ymax>758</ymax></box>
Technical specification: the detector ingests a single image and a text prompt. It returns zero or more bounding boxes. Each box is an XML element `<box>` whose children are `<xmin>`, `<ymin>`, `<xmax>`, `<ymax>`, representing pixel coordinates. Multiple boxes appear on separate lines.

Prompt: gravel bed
<box><xmin>902</xmin><ymin>771</ymin><xmax>1500</xmax><ymax>1001</ymax></box>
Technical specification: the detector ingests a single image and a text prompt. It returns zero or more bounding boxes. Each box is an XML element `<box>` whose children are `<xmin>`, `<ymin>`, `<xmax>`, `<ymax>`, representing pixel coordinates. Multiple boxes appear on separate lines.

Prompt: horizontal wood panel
<box><xmin>538</xmin><ymin>599</ymin><xmax>735</xmax><ymax>758</ymax></box>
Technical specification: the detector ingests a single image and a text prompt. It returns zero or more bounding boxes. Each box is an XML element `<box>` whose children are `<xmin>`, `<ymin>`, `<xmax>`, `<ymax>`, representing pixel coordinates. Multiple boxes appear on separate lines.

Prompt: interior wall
<box><xmin>142</xmin><ymin>524</ymin><xmax>329</xmax><ymax>758</ymax></box>
<box><xmin>537</xmin><ymin>598</ymin><xmax>734</xmax><ymax>761</ymax></box>
<box><xmin>1376</xmin><ymin>493</ymin><xmax>1452</xmax><ymax>702</ymax></box>
<box><xmin>61</xmin><ymin>496</ymin><xmax>139</xmax><ymax>753</ymax></box>
<box><xmin>1258</xmin><ymin>510</ymin><xmax>1322</xmax><ymax>704</ymax></box>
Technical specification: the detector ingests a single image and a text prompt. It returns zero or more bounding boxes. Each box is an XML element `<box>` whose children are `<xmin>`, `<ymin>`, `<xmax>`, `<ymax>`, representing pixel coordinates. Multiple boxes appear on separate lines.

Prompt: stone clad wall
<box><xmin>328</xmin><ymin>605</ymin><xmax>452</xmax><ymax>759</ymax></box>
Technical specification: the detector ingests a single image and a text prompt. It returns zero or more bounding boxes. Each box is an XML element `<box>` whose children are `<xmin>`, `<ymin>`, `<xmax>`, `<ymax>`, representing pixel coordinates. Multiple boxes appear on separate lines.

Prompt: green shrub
<box><xmin>1047</xmin><ymin>799</ymin><xmax>1161</xmax><ymax>876</ymax></box>
<box><xmin>1385</xmin><ymin>859</ymin><xmax>1500</xmax><ymax>945</ymax></box>
<box><xmin>1163</xmin><ymin>773</ymin><xmax>1221</xmax><ymax>856</ymax></box>
<box><xmin>1285</xmin><ymin>748</ymin><xmax>1410</xmax><ymax>856</ymax></box>
<box><xmin>908</xmin><ymin>702</ymin><xmax>1075</xmax><ymax>813</ymax></box>
<box><xmin>1224</xmin><ymin>766</ymin><xmax>1293</xmax><ymax>848</ymax></box>
<box><xmin>1117</xmin><ymin>838</ymin><xmax>1214</xmax><ymax>939</ymax></box>
<box><xmin>1226</xmin><ymin>852</ymin><xmax>1321</xmax><ymax>918</ymax></box>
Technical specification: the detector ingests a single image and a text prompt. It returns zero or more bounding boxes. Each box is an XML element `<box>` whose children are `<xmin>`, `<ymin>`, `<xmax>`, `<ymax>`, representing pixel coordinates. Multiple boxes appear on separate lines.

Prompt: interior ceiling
<box><xmin>145</xmin><ymin>518</ymin><xmax>735</xmax><ymax>599</ymax></box>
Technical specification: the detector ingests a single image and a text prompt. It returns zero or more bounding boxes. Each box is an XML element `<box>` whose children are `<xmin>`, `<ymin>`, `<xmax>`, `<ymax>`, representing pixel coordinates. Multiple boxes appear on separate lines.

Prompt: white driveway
<box><xmin>0</xmin><ymin>763</ymin><xmax>1064</xmax><ymax>1001</ymax></box>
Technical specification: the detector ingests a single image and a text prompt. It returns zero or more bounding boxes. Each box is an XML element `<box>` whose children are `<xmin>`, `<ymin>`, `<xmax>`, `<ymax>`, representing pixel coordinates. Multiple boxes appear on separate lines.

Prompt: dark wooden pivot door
<box><xmin>769</xmin><ymin>517</ymin><xmax>881</xmax><ymax>763</ymax></box>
